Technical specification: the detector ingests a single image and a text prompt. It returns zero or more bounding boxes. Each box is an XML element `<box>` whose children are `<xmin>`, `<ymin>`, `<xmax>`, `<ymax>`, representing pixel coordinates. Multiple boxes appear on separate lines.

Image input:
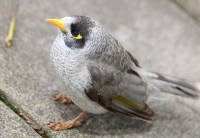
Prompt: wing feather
<box><xmin>86</xmin><ymin>63</ymin><xmax>155</xmax><ymax>121</ymax></box>
<box><xmin>86</xmin><ymin>36</ymin><xmax>154</xmax><ymax>120</ymax></box>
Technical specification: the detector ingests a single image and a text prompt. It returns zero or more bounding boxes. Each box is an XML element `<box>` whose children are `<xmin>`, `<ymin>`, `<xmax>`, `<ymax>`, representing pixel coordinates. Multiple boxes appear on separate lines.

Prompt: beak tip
<box><xmin>44</xmin><ymin>19</ymin><xmax>67</xmax><ymax>32</ymax></box>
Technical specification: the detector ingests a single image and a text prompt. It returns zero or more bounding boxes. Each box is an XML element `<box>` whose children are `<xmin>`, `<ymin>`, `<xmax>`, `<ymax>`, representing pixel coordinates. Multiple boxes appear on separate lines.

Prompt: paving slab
<box><xmin>0</xmin><ymin>0</ymin><xmax>200</xmax><ymax>138</ymax></box>
<box><xmin>172</xmin><ymin>0</ymin><xmax>200</xmax><ymax>23</ymax></box>
<box><xmin>0</xmin><ymin>100</ymin><xmax>42</xmax><ymax>138</ymax></box>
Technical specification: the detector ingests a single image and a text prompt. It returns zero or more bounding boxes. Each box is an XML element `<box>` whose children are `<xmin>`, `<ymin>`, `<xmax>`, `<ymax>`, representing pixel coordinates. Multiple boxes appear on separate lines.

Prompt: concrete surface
<box><xmin>0</xmin><ymin>100</ymin><xmax>42</xmax><ymax>138</ymax></box>
<box><xmin>172</xmin><ymin>0</ymin><xmax>200</xmax><ymax>23</ymax></box>
<box><xmin>0</xmin><ymin>0</ymin><xmax>200</xmax><ymax>138</ymax></box>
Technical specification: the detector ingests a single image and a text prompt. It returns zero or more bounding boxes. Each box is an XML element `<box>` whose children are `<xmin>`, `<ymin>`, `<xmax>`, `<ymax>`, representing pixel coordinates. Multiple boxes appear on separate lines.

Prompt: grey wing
<box><xmin>86</xmin><ymin>64</ymin><xmax>155</xmax><ymax>121</ymax></box>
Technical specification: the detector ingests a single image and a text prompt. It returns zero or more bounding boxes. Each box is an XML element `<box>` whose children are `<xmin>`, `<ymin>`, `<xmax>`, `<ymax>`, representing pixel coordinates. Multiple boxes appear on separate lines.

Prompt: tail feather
<box><xmin>140</xmin><ymin>70</ymin><xmax>200</xmax><ymax>98</ymax></box>
<box><xmin>153</xmin><ymin>76</ymin><xmax>199</xmax><ymax>98</ymax></box>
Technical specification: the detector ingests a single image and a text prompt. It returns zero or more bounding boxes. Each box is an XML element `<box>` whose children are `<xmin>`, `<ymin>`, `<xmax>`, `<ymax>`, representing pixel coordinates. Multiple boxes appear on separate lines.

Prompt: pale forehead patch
<box><xmin>61</xmin><ymin>17</ymin><xmax>76</xmax><ymax>24</ymax></box>
<box><xmin>61</xmin><ymin>17</ymin><xmax>77</xmax><ymax>37</ymax></box>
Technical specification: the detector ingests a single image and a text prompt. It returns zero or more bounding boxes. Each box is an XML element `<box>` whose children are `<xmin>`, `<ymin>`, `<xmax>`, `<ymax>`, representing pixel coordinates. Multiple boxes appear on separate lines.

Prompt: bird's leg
<box><xmin>48</xmin><ymin>111</ymin><xmax>88</xmax><ymax>130</ymax></box>
<box><xmin>54</xmin><ymin>93</ymin><xmax>73</xmax><ymax>104</ymax></box>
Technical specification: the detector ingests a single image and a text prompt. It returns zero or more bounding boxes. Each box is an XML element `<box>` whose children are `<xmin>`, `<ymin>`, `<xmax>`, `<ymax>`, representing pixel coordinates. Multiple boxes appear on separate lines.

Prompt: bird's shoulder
<box><xmin>97</xmin><ymin>35</ymin><xmax>139</xmax><ymax>71</ymax></box>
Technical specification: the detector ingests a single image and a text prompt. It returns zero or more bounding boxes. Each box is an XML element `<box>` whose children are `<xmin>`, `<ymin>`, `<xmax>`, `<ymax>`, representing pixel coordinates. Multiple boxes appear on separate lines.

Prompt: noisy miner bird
<box><xmin>46</xmin><ymin>16</ymin><xmax>200</xmax><ymax>130</ymax></box>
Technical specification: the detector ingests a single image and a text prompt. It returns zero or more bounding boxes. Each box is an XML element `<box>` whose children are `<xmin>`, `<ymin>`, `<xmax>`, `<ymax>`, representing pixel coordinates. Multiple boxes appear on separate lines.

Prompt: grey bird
<box><xmin>46</xmin><ymin>16</ymin><xmax>200</xmax><ymax>130</ymax></box>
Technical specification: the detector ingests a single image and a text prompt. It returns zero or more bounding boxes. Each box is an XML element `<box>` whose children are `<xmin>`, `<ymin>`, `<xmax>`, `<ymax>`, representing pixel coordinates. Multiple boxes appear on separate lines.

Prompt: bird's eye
<box><xmin>71</xmin><ymin>30</ymin><xmax>82</xmax><ymax>39</ymax></box>
<box><xmin>71</xmin><ymin>30</ymin><xmax>78</xmax><ymax>37</ymax></box>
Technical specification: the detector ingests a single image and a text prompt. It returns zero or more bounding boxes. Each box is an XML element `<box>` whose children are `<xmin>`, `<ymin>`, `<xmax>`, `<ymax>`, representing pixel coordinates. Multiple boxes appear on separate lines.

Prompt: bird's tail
<box><xmin>140</xmin><ymin>70</ymin><xmax>200</xmax><ymax>98</ymax></box>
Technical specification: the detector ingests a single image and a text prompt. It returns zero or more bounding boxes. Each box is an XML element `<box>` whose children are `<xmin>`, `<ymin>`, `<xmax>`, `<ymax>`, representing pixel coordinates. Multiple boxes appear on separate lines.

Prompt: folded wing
<box><xmin>86</xmin><ymin>64</ymin><xmax>154</xmax><ymax>121</ymax></box>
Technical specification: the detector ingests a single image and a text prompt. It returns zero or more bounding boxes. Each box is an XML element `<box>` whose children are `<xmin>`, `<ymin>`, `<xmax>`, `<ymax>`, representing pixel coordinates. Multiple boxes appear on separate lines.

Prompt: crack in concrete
<box><xmin>0</xmin><ymin>91</ymin><xmax>19</xmax><ymax>112</ymax></box>
<box><xmin>0</xmin><ymin>91</ymin><xmax>49</xmax><ymax>138</ymax></box>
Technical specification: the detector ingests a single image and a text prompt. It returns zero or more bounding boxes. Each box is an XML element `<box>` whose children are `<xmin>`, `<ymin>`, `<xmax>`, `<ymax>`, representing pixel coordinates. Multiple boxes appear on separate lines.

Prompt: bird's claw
<box><xmin>54</xmin><ymin>93</ymin><xmax>73</xmax><ymax>104</ymax></box>
<box><xmin>48</xmin><ymin>120</ymin><xmax>81</xmax><ymax>130</ymax></box>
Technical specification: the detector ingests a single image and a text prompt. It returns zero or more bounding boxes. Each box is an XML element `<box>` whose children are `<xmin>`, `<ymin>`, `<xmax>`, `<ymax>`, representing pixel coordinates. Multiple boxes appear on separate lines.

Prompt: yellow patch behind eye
<box><xmin>72</xmin><ymin>34</ymin><xmax>82</xmax><ymax>39</ymax></box>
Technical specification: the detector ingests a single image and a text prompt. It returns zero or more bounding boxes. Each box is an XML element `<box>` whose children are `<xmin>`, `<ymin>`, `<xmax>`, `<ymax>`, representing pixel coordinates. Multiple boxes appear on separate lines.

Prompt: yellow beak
<box><xmin>45</xmin><ymin>19</ymin><xmax>67</xmax><ymax>32</ymax></box>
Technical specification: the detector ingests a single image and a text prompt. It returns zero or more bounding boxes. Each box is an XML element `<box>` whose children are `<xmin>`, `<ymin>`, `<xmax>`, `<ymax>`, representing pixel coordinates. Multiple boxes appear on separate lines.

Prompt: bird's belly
<box><xmin>61</xmin><ymin>74</ymin><xmax>108</xmax><ymax>114</ymax></box>
<box><xmin>50</xmin><ymin>44</ymin><xmax>107</xmax><ymax>114</ymax></box>
<box><xmin>60</xmin><ymin>76</ymin><xmax>108</xmax><ymax>114</ymax></box>
<box><xmin>67</xmin><ymin>89</ymin><xmax>108</xmax><ymax>114</ymax></box>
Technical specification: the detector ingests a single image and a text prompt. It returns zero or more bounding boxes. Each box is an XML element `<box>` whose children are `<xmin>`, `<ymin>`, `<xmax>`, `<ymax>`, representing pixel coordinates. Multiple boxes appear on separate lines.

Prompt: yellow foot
<box><xmin>54</xmin><ymin>93</ymin><xmax>73</xmax><ymax>104</ymax></box>
<box><xmin>48</xmin><ymin>120</ymin><xmax>81</xmax><ymax>130</ymax></box>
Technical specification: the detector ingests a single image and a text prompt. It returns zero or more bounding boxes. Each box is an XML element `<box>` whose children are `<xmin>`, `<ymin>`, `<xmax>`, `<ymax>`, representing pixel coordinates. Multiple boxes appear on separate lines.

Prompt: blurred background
<box><xmin>0</xmin><ymin>0</ymin><xmax>200</xmax><ymax>137</ymax></box>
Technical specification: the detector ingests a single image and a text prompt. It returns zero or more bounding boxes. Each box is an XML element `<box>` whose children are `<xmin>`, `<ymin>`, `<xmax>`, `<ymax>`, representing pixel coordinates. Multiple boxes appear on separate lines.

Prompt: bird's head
<box><xmin>46</xmin><ymin>16</ymin><xmax>106</xmax><ymax>53</ymax></box>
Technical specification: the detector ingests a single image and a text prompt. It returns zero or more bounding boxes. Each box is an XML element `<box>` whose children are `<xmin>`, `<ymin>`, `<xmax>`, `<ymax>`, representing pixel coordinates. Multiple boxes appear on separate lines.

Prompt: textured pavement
<box><xmin>0</xmin><ymin>100</ymin><xmax>42</xmax><ymax>138</ymax></box>
<box><xmin>0</xmin><ymin>0</ymin><xmax>200</xmax><ymax>138</ymax></box>
<box><xmin>172</xmin><ymin>0</ymin><xmax>200</xmax><ymax>23</ymax></box>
